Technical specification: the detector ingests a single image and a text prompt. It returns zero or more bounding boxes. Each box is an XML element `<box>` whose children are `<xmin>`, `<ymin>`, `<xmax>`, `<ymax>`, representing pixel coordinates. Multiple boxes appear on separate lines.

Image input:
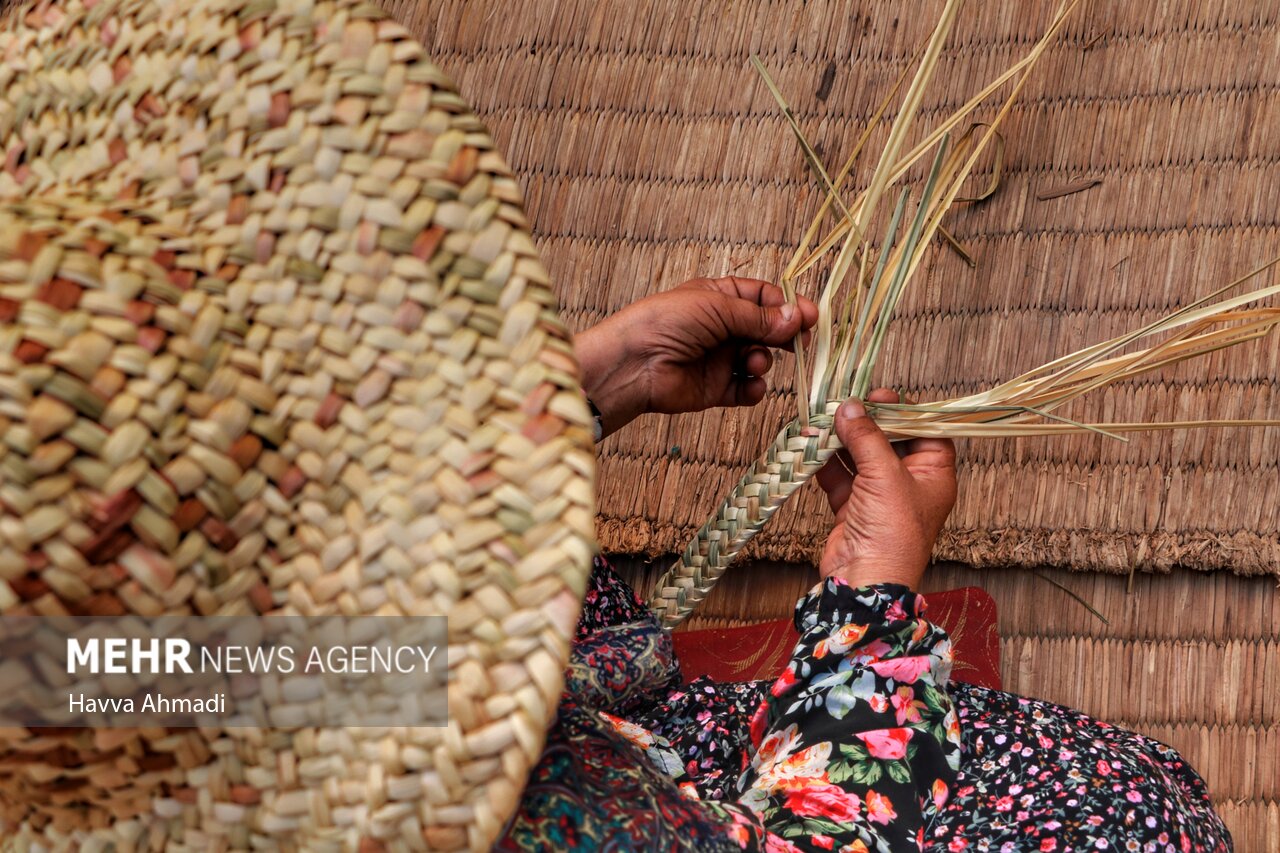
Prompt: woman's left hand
<box><xmin>573</xmin><ymin>277</ymin><xmax>818</xmax><ymax>437</ymax></box>
<box><xmin>814</xmin><ymin>388</ymin><xmax>957</xmax><ymax>590</ymax></box>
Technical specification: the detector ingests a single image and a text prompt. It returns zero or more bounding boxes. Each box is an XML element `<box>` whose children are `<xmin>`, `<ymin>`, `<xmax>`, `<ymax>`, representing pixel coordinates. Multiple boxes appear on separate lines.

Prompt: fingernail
<box><xmin>840</xmin><ymin>398</ymin><xmax>866</xmax><ymax>420</ymax></box>
<box><xmin>779</xmin><ymin>303</ymin><xmax>796</xmax><ymax>324</ymax></box>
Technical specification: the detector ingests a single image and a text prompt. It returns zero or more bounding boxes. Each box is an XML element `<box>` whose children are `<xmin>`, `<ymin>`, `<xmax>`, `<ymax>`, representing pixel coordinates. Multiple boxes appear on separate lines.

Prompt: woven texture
<box><xmin>0</xmin><ymin>1</ymin><xmax>595</xmax><ymax>849</ymax></box>
<box><xmin>649</xmin><ymin>407</ymin><xmax>840</xmax><ymax>627</ymax></box>
<box><xmin>616</xmin><ymin>555</ymin><xmax>1280</xmax><ymax>849</ymax></box>
<box><xmin>387</xmin><ymin>0</ymin><xmax>1280</xmax><ymax>579</ymax></box>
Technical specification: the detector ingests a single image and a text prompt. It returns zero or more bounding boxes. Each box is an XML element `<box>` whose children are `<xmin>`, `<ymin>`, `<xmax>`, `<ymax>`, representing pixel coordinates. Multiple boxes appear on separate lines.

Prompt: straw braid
<box><xmin>648</xmin><ymin>403</ymin><xmax>840</xmax><ymax>628</ymax></box>
<box><xmin>0</xmin><ymin>1</ymin><xmax>595</xmax><ymax>850</ymax></box>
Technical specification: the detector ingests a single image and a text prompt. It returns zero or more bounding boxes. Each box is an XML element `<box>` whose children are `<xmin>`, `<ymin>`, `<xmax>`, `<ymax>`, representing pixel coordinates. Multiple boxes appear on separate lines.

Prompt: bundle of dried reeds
<box><xmin>648</xmin><ymin>0</ymin><xmax>1280</xmax><ymax>627</ymax></box>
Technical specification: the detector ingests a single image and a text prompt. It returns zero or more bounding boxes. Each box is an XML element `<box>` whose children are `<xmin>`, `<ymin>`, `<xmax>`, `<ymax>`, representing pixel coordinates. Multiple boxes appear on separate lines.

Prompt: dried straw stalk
<box><xmin>648</xmin><ymin>0</ymin><xmax>1280</xmax><ymax>627</ymax></box>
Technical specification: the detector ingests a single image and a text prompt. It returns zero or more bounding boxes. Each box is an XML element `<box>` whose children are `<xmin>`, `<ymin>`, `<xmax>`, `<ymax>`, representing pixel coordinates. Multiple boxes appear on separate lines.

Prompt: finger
<box><xmin>718</xmin><ymin>376</ymin><xmax>768</xmax><ymax>408</ymax></box>
<box><xmin>902</xmin><ymin>436</ymin><xmax>957</xmax><ymax>519</ymax></box>
<box><xmin>731</xmin><ymin>277</ymin><xmax>783</xmax><ymax>306</ymax></box>
<box><xmin>862</xmin><ymin>388</ymin><xmax>908</xmax><ymax>455</ymax></box>
<box><xmin>773</xmin><ymin>324</ymin><xmax>815</xmax><ymax>354</ymax></box>
<box><xmin>757</xmin><ymin>286</ymin><xmax>819</xmax><ymax>348</ymax></box>
<box><xmin>711</xmin><ymin>277</ymin><xmax>819</xmax><ymax>348</ymax></box>
<box><xmin>901</xmin><ymin>436</ymin><xmax>955</xmax><ymax>462</ymax></box>
<box><xmin>767</xmin><ymin>289</ymin><xmax>819</xmax><ymax>333</ymax></box>
<box><xmin>712</xmin><ymin>291</ymin><xmax>803</xmax><ymax>347</ymax></box>
<box><xmin>834</xmin><ymin>398</ymin><xmax>901</xmax><ymax>482</ymax></box>
<box><xmin>742</xmin><ymin>346</ymin><xmax>772</xmax><ymax>378</ymax></box>
<box><xmin>688</xmin><ymin>276</ymin><xmax>773</xmax><ymax>304</ymax></box>
<box><xmin>901</xmin><ymin>437</ymin><xmax>957</xmax><ymax>477</ymax></box>
<box><xmin>796</xmin><ymin>294</ymin><xmax>819</xmax><ymax>331</ymax></box>
<box><xmin>866</xmin><ymin>387</ymin><xmax>900</xmax><ymax>405</ymax></box>
<box><xmin>868</xmin><ymin>389</ymin><xmax>905</xmax><ymax>460</ymax></box>
<box><xmin>681</xmin><ymin>277</ymin><xmax>815</xmax><ymax>351</ymax></box>
<box><xmin>681</xmin><ymin>276</ymin><xmax>818</xmax><ymax>327</ymax></box>
<box><xmin>815</xmin><ymin>449</ymin><xmax>855</xmax><ymax>513</ymax></box>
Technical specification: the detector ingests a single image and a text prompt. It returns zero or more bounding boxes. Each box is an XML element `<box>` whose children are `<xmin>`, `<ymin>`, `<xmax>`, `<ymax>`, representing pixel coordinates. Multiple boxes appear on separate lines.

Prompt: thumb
<box><xmin>716</xmin><ymin>296</ymin><xmax>801</xmax><ymax>346</ymax></box>
<box><xmin>834</xmin><ymin>398</ymin><xmax>900</xmax><ymax>481</ymax></box>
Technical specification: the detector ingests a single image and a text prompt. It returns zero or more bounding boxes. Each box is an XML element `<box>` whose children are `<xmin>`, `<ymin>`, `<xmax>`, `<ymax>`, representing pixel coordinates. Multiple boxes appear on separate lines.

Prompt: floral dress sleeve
<box><xmin>724</xmin><ymin>577</ymin><xmax>963</xmax><ymax>853</ymax></box>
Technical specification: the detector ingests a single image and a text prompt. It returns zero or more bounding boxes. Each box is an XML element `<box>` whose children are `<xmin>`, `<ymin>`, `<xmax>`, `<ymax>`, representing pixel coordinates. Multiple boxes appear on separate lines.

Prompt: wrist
<box><xmin>819</xmin><ymin>558</ymin><xmax>926</xmax><ymax>592</ymax></box>
<box><xmin>574</xmin><ymin>322</ymin><xmax>648</xmax><ymax>439</ymax></box>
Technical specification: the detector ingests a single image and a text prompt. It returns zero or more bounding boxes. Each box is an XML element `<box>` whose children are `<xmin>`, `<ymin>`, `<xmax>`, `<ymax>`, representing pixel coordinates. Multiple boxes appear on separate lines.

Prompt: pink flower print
<box><xmin>853</xmin><ymin>638</ymin><xmax>893</xmax><ymax>665</ymax></box>
<box><xmin>764</xmin><ymin>834</ymin><xmax>804</xmax><ymax>853</ymax></box>
<box><xmin>757</xmin><ymin>738</ymin><xmax>834</xmax><ymax>793</ymax></box>
<box><xmin>866</xmin><ymin>789</ymin><xmax>897</xmax><ymax>825</ymax></box>
<box><xmin>783</xmin><ymin>784</ymin><xmax>862</xmax><ymax>822</ymax></box>
<box><xmin>869</xmin><ymin>655</ymin><xmax>932</xmax><ymax>684</ymax></box>
<box><xmin>771</xmin><ymin>665</ymin><xmax>799</xmax><ymax>697</ymax></box>
<box><xmin>749</xmin><ymin>700</ymin><xmax>768</xmax><ymax>747</ymax></box>
<box><xmin>855</xmin><ymin>728</ymin><xmax>913</xmax><ymax>760</ymax></box>
<box><xmin>932</xmin><ymin>778</ymin><xmax>949</xmax><ymax>809</ymax></box>
<box><xmin>891</xmin><ymin>685</ymin><xmax>926</xmax><ymax>725</ymax></box>
<box><xmin>946</xmin><ymin>710</ymin><xmax>962</xmax><ymax>742</ymax></box>
<box><xmin>726</xmin><ymin>821</ymin><xmax>751</xmax><ymax>849</ymax></box>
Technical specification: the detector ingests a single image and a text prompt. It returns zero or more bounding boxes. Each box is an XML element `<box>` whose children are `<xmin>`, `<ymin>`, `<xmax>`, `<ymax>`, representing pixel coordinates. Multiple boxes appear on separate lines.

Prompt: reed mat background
<box><xmin>613</xmin><ymin>555</ymin><xmax>1279</xmax><ymax>849</ymax></box>
<box><xmin>382</xmin><ymin>0</ymin><xmax>1280</xmax><ymax>578</ymax></box>
<box><xmin>376</xmin><ymin>0</ymin><xmax>1280</xmax><ymax>843</ymax></box>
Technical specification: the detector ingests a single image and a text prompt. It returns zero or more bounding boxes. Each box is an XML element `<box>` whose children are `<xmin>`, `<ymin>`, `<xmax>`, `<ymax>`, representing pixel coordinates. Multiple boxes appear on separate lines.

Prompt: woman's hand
<box><xmin>573</xmin><ymin>277</ymin><xmax>818</xmax><ymax>437</ymax></box>
<box><xmin>815</xmin><ymin>389</ymin><xmax>957</xmax><ymax>590</ymax></box>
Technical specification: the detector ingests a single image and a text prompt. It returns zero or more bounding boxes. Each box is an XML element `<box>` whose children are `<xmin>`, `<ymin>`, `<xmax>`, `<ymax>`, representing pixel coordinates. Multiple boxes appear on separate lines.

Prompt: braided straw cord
<box><xmin>648</xmin><ymin>403</ymin><xmax>841</xmax><ymax>628</ymax></box>
<box><xmin>0</xmin><ymin>1</ymin><xmax>596</xmax><ymax>849</ymax></box>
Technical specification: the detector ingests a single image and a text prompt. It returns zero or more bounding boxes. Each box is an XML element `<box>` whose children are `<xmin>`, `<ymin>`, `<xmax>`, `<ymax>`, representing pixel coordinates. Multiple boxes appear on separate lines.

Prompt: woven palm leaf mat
<box><xmin>613</xmin><ymin>555</ymin><xmax>1280</xmax><ymax>849</ymax></box>
<box><xmin>384</xmin><ymin>0</ymin><xmax>1280</xmax><ymax>578</ymax></box>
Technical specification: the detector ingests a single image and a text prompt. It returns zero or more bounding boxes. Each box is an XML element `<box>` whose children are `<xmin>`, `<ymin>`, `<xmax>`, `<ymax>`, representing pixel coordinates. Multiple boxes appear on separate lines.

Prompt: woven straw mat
<box><xmin>0</xmin><ymin>0</ymin><xmax>596</xmax><ymax>849</ymax></box>
<box><xmin>387</xmin><ymin>0</ymin><xmax>1280</xmax><ymax>579</ymax></box>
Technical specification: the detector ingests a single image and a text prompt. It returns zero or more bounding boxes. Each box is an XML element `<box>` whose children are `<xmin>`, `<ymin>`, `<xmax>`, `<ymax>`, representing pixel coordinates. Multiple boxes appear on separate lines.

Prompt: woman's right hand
<box><xmin>814</xmin><ymin>388</ymin><xmax>958</xmax><ymax>590</ymax></box>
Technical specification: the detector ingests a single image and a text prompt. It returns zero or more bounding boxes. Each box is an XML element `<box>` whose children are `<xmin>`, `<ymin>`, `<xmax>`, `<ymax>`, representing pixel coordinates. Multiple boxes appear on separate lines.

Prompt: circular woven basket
<box><xmin>0</xmin><ymin>0</ymin><xmax>596</xmax><ymax>849</ymax></box>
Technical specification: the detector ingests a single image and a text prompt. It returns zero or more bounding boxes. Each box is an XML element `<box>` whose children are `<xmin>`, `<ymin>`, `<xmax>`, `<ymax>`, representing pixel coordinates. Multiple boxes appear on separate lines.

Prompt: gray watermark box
<box><xmin>0</xmin><ymin>614</ymin><xmax>448</xmax><ymax>727</ymax></box>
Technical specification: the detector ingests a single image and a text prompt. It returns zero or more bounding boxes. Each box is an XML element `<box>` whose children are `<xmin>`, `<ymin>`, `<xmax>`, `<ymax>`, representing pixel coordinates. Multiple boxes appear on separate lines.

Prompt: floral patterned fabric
<box><xmin>631</xmin><ymin>677</ymin><xmax>769</xmax><ymax>801</ymax></box>
<box><xmin>736</xmin><ymin>581</ymin><xmax>962</xmax><ymax>851</ymax></box>
<box><xmin>929</xmin><ymin>682</ymin><xmax>1230</xmax><ymax>852</ymax></box>
<box><xmin>498</xmin><ymin>559</ymin><xmax>1231</xmax><ymax>852</ymax></box>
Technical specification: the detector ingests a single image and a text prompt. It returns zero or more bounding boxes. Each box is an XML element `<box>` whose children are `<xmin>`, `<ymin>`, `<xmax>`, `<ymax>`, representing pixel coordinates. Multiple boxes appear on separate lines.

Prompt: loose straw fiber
<box><xmin>388</xmin><ymin>0</ymin><xmax>1280</xmax><ymax>579</ymax></box>
<box><xmin>0</xmin><ymin>0</ymin><xmax>595</xmax><ymax>849</ymax></box>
